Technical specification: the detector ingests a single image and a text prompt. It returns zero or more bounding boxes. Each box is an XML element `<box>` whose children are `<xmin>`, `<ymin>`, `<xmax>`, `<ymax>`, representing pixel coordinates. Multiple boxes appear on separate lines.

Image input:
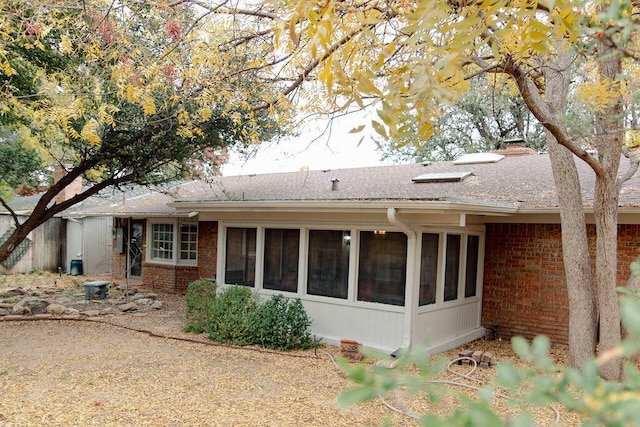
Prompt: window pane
<box><xmin>263</xmin><ymin>229</ymin><xmax>300</xmax><ymax>292</ymax></box>
<box><xmin>179</xmin><ymin>223</ymin><xmax>198</xmax><ymax>261</ymax></box>
<box><xmin>151</xmin><ymin>223</ymin><xmax>173</xmax><ymax>260</ymax></box>
<box><xmin>358</xmin><ymin>231</ymin><xmax>407</xmax><ymax>306</ymax></box>
<box><xmin>225</xmin><ymin>227</ymin><xmax>256</xmax><ymax>286</ymax></box>
<box><xmin>444</xmin><ymin>234</ymin><xmax>461</xmax><ymax>302</ymax></box>
<box><xmin>307</xmin><ymin>230</ymin><xmax>350</xmax><ymax>299</ymax></box>
<box><xmin>465</xmin><ymin>235</ymin><xmax>480</xmax><ymax>298</ymax></box>
<box><xmin>419</xmin><ymin>233</ymin><xmax>439</xmax><ymax>306</ymax></box>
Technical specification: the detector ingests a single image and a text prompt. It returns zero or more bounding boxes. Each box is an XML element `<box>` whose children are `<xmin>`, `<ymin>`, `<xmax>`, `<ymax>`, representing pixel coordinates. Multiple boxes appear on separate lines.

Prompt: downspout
<box><xmin>387</xmin><ymin>208</ymin><xmax>417</xmax><ymax>351</ymax></box>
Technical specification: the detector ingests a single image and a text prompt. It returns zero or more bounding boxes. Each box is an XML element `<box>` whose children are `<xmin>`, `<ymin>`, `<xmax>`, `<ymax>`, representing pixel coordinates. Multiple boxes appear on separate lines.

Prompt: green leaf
<box><xmin>511</xmin><ymin>336</ymin><xmax>532</xmax><ymax>360</ymax></box>
<box><xmin>495</xmin><ymin>363</ymin><xmax>522</xmax><ymax>390</ymax></box>
<box><xmin>510</xmin><ymin>412</ymin><xmax>534</xmax><ymax>427</ymax></box>
<box><xmin>337</xmin><ymin>386</ymin><xmax>378</xmax><ymax>408</ymax></box>
<box><xmin>467</xmin><ymin>400</ymin><xmax>505</xmax><ymax>427</ymax></box>
<box><xmin>621</xmin><ymin>295</ymin><xmax>640</xmax><ymax>337</ymax></box>
<box><xmin>630</xmin><ymin>261</ymin><xmax>640</xmax><ymax>280</ymax></box>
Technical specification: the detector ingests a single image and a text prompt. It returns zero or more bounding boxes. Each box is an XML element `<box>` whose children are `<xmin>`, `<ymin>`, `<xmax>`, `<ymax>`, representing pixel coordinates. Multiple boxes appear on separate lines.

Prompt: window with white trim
<box><xmin>357</xmin><ymin>231</ymin><xmax>407</xmax><ymax>306</ymax></box>
<box><xmin>263</xmin><ymin>228</ymin><xmax>300</xmax><ymax>292</ymax></box>
<box><xmin>148</xmin><ymin>220</ymin><xmax>198</xmax><ymax>264</ymax></box>
<box><xmin>151</xmin><ymin>223</ymin><xmax>174</xmax><ymax>260</ymax></box>
<box><xmin>225</xmin><ymin>227</ymin><xmax>256</xmax><ymax>287</ymax></box>
<box><xmin>465</xmin><ymin>235</ymin><xmax>480</xmax><ymax>298</ymax></box>
<box><xmin>307</xmin><ymin>230</ymin><xmax>350</xmax><ymax>299</ymax></box>
<box><xmin>180</xmin><ymin>223</ymin><xmax>198</xmax><ymax>261</ymax></box>
<box><xmin>444</xmin><ymin>234</ymin><xmax>461</xmax><ymax>302</ymax></box>
<box><xmin>419</xmin><ymin>233</ymin><xmax>439</xmax><ymax>306</ymax></box>
<box><xmin>419</xmin><ymin>232</ymin><xmax>481</xmax><ymax>306</ymax></box>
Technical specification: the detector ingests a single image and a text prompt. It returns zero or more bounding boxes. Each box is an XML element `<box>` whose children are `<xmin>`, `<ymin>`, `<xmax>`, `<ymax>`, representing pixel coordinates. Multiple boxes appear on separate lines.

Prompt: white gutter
<box><xmin>387</xmin><ymin>207</ymin><xmax>417</xmax><ymax>351</ymax></box>
<box><xmin>387</xmin><ymin>207</ymin><xmax>416</xmax><ymax>239</ymax></box>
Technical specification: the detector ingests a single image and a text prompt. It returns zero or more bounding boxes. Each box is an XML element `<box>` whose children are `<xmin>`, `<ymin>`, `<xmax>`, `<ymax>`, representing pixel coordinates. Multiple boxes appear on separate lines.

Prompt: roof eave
<box><xmin>168</xmin><ymin>199</ymin><xmax>519</xmax><ymax>216</ymax></box>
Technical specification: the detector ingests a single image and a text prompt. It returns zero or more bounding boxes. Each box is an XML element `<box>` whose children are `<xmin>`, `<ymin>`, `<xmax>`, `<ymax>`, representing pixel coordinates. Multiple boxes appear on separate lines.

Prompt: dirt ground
<box><xmin>0</xmin><ymin>273</ymin><xmax>583</xmax><ymax>426</ymax></box>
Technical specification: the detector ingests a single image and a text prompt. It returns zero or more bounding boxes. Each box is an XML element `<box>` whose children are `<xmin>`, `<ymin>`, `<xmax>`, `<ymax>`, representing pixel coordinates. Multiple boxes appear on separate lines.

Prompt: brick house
<box><xmin>105</xmin><ymin>150</ymin><xmax>640</xmax><ymax>353</ymax></box>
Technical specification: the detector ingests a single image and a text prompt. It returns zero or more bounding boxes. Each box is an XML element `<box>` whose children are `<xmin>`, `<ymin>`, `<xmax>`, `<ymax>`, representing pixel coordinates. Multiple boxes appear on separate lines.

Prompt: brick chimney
<box><xmin>492</xmin><ymin>138</ymin><xmax>538</xmax><ymax>157</ymax></box>
<box><xmin>53</xmin><ymin>164</ymin><xmax>83</xmax><ymax>205</ymax></box>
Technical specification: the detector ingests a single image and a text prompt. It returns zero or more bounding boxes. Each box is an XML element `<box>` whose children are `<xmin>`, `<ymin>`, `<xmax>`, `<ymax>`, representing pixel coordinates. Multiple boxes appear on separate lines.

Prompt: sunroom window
<box><xmin>357</xmin><ymin>231</ymin><xmax>407</xmax><ymax>306</ymax></box>
<box><xmin>465</xmin><ymin>235</ymin><xmax>480</xmax><ymax>298</ymax></box>
<box><xmin>419</xmin><ymin>233</ymin><xmax>439</xmax><ymax>306</ymax></box>
<box><xmin>225</xmin><ymin>227</ymin><xmax>256</xmax><ymax>286</ymax></box>
<box><xmin>444</xmin><ymin>234</ymin><xmax>461</xmax><ymax>302</ymax></box>
<box><xmin>263</xmin><ymin>228</ymin><xmax>300</xmax><ymax>293</ymax></box>
<box><xmin>307</xmin><ymin>230</ymin><xmax>350</xmax><ymax>299</ymax></box>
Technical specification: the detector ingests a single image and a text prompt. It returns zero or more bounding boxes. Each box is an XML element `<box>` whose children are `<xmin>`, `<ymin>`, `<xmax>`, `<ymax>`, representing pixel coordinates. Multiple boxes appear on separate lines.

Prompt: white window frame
<box><xmin>146</xmin><ymin>219</ymin><xmax>198</xmax><ymax>266</ymax></box>
<box><xmin>417</xmin><ymin>227</ymin><xmax>484</xmax><ymax>312</ymax></box>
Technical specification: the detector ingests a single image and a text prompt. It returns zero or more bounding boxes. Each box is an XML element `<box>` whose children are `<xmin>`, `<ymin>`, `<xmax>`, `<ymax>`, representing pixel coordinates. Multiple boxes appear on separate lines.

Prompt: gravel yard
<box><xmin>0</xmin><ymin>274</ymin><xmax>583</xmax><ymax>426</ymax></box>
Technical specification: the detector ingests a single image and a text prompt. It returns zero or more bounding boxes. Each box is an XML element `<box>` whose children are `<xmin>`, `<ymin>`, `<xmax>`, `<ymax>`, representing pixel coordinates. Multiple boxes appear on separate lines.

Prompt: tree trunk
<box><xmin>593</xmin><ymin>37</ymin><xmax>624</xmax><ymax>381</ymax></box>
<box><xmin>543</xmin><ymin>48</ymin><xmax>597</xmax><ymax>369</ymax></box>
<box><xmin>547</xmin><ymin>142</ymin><xmax>598</xmax><ymax>368</ymax></box>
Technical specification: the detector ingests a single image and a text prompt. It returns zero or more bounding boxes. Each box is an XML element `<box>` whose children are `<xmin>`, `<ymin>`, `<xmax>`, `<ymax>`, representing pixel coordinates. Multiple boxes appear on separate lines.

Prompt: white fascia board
<box><xmin>168</xmin><ymin>200</ymin><xmax>518</xmax><ymax>216</ymax></box>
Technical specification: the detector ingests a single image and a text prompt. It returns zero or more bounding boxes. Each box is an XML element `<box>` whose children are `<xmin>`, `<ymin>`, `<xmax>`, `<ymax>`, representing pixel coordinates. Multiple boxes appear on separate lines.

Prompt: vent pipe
<box><xmin>331</xmin><ymin>178</ymin><xmax>340</xmax><ymax>191</ymax></box>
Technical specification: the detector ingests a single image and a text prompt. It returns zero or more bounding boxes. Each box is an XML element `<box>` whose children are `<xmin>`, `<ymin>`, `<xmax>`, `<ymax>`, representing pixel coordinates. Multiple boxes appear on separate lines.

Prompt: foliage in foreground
<box><xmin>338</xmin><ymin>288</ymin><xmax>640</xmax><ymax>426</ymax></box>
<box><xmin>184</xmin><ymin>278</ymin><xmax>217</xmax><ymax>334</ymax></box>
<box><xmin>203</xmin><ymin>285</ymin><xmax>314</xmax><ymax>351</ymax></box>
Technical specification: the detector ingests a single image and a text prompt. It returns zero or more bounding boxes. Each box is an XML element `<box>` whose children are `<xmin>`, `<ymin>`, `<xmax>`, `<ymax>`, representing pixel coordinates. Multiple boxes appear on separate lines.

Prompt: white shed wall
<box><xmin>65</xmin><ymin>217</ymin><xmax>113</xmax><ymax>275</ymax></box>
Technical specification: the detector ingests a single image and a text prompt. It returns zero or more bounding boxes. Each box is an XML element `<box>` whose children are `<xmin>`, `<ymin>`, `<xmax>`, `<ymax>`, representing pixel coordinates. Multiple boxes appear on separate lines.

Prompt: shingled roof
<box><xmin>169</xmin><ymin>153</ymin><xmax>640</xmax><ymax>212</ymax></box>
<box><xmin>8</xmin><ymin>153</ymin><xmax>638</xmax><ymax>218</ymax></box>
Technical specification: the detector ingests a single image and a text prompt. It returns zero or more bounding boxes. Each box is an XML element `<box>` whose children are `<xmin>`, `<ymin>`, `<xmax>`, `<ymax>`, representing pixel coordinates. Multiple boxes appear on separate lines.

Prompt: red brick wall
<box><xmin>135</xmin><ymin>220</ymin><xmax>218</xmax><ymax>293</ymax></box>
<box><xmin>483</xmin><ymin>223</ymin><xmax>640</xmax><ymax>345</ymax></box>
<box><xmin>142</xmin><ymin>263</ymin><xmax>199</xmax><ymax>294</ymax></box>
<box><xmin>197</xmin><ymin>221</ymin><xmax>218</xmax><ymax>281</ymax></box>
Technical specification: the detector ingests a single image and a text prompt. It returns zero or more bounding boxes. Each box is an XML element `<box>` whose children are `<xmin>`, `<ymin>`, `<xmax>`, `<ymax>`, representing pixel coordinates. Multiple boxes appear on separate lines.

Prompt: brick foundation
<box><xmin>483</xmin><ymin>223</ymin><xmax>640</xmax><ymax>345</ymax></box>
<box><xmin>142</xmin><ymin>263</ymin><xmax>199</xmax><ymax>294</ymax></box>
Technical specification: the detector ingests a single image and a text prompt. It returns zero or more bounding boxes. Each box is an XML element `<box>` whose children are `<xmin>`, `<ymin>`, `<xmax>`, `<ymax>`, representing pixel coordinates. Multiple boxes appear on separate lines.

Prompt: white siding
<box><xmin>66</xmin><ymin>220</ymin><xmax>83</xmax><ymax>272</ymax></box>
<box><xmin>66</xmin><ymin>217</ymin><xmax>113</xmax><ymax>275</ymax></box>
<box><xmin>414</xmin><ymin>299</ymin><xmax>484</xmax><ymax>353</ymax></box>
<box><xmin>82</xmin><ymin>217</ymin><xmax>113</xmax><ymax>274</ymax></box>
<box><xmin>302</xmin><ymin>298</ymin><xmax>405</xmax><ymax>352</ymax></box>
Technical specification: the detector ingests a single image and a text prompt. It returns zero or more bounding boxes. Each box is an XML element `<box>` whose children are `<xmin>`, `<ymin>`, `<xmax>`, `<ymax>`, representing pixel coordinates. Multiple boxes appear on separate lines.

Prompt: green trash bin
<box><xmin>70</xmin><ymin>259</ymin><xmax>83</xmax><ymax>276</ymax></box>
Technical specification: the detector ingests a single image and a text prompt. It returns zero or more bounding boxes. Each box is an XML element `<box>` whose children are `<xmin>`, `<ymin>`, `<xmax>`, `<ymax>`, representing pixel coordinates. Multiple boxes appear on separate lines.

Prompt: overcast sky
<box><xmin>220</xmin><ymin>113</ymin><xmax>393</xmax><ymax>176</ymax></box>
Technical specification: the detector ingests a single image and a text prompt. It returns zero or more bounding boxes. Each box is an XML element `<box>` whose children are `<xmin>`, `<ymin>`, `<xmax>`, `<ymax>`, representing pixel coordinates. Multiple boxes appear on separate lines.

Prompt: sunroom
<box><xmin>175</xmin><ymin>200</ymin><xmax>514</xmax><ymax>353</ymax></box>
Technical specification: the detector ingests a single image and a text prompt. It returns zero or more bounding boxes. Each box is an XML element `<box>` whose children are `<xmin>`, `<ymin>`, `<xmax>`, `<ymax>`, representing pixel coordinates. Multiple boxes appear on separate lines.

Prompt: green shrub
<box><xmin>249</xmin><ymin>294</ymin><xmax>313</xmax><ymax>350</ymax></box>
<box><xmin>184</xmin><ymin>278</ymin><xmax>217</xmax><ymax>333</ymax></box>
<box><xmin>207</xmin><ymin>285</ymin><xmax>257</xmax><ymax>345</ymax></box>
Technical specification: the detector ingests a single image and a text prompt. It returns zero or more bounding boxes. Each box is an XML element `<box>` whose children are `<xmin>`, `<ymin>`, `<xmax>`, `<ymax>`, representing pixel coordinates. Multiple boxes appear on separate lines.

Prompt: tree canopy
<box><xmin>0</xmin><ymin>0</ymin><xmax>294</xmax><ymax>263</ymax></box>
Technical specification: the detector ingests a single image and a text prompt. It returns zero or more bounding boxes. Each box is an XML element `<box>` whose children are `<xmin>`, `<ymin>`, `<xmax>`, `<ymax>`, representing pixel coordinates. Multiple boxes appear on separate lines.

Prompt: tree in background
<box><xmin>0</xmin><ymin>1</ymin><xmax>293</xmax><ymax>264</ymax></box>
<box><xmin>378</xmin><ymin>75</ymin><xmax>548</xmax><ymax>162</ymax></box>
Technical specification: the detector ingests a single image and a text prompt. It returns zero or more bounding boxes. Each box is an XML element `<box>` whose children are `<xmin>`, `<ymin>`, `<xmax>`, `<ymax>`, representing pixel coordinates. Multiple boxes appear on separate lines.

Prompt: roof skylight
<box><xmin>412</xmin><ymin>171</ymin><xmax>472</xmax><ymax>183</ymax></box>
<box><xmin>453</xmin><ymin>152</ymin><xmax>504</xmax><ymax>165</ymax></box>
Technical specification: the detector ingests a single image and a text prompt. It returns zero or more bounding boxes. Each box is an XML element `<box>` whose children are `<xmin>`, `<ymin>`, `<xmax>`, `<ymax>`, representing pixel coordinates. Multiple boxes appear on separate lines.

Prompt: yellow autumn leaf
<box><xmin>200</xmin><ymin>105</ymin><xmax>211</xmax><ymax>121</ymax></box>
<box><xmin>81</xmin><ymin>119</ymin><xmax>101</xmax><ymax>145</ymax></box>
<box><xmin>60</xmin><ymin>36</ymin><xmax>73</xmax><ymax>54</ymax></box>
<box><xmin>1</xmin><ymin>60</ymin><xmax>16</xmax><ymax>76</ymax></box>
<box><xmin>141</xmin><ymin>96</ymin><xmax>156</xmax><ymax>115</ymax></box>
<box><xmin>125</xmin><ymin>84</ymin><xmax>140</xmax><ymax>103</ymax></box>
